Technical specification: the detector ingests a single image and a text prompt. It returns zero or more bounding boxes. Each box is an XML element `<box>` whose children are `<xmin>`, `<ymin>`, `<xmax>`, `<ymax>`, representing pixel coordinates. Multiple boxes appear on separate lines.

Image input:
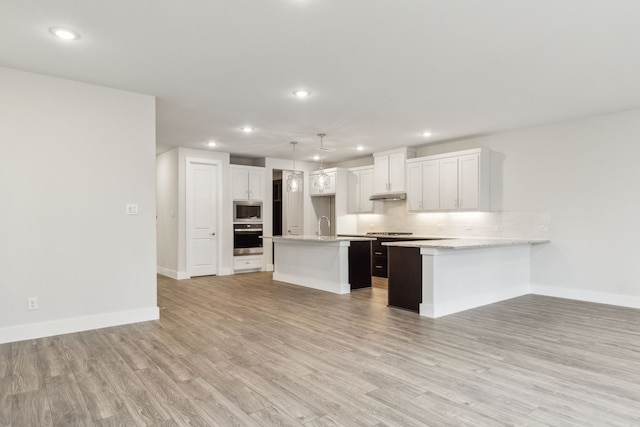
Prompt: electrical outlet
<box><xmin>27</xmin><ymin>297</ymin><xmax>38</xmax><ymax>311</ymax></box>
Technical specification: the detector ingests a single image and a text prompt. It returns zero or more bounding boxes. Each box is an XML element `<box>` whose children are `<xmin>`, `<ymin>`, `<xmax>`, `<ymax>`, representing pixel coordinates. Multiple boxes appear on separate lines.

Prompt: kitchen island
<box><xmin>272</xmin><ymin>235</ymin><xmax>374</xmax><ymax>294</ymax></box>
<box><xmin>383</xmin><ymin>238</ymin><xmax>549</xmax><ymax>318</ymax></box>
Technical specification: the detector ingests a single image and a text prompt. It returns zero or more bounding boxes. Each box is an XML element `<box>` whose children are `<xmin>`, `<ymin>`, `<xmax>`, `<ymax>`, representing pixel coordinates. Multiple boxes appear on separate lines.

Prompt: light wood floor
<box><xmin>2</xmin><ymin>272</ymin><xmax>640</xmax><ymax>426</ymax></box>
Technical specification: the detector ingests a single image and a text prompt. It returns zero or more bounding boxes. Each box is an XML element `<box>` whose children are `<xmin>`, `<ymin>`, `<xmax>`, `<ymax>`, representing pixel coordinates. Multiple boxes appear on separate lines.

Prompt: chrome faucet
<box><xmin>317</xmin><ymin>216</ymin><xmax>331</xmax><ymax>236</ymax></box>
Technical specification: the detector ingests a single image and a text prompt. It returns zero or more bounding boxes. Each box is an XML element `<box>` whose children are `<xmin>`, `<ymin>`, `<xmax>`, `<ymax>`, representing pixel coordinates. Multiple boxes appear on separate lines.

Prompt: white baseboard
<box><xmin>0</xmin><ymin>307</ymin><xmax>160</xmax><ymax>344</ymax></box>
<box><xmin>218</xmin><ymin>267</ymin><xmax>234</xmax><ymax>276</ymax></box>
<box><xmin>273</xmin><ymin>271</ymin><xmax>350</xmax><ymax>295</ymax></box>
<box><xmin>531</xmin><ymin>285</ymin><xmax>640</xmax><ymax>310</ymax></box>
<box><xmin>157</xmin><ymin>266</ymin><xmax>190</xmax><ymax>280</ymax></box>
<box><xmin>420</xmin><ymin>285</ymin><xmax>529</xmax><ymax>318</ymax></box>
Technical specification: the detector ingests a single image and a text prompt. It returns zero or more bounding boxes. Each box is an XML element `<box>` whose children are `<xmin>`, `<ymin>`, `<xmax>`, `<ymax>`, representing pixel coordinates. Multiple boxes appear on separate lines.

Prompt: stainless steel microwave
<box><xmin>233</xmin><ymin>201</ymin><xmax>262</xmax><ymax>222</ymax></box>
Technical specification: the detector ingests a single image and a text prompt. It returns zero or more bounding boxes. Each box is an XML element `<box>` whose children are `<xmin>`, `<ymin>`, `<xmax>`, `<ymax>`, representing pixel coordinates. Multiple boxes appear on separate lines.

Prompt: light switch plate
<box><xmin>126</xmin><ymin>204</ymin><xmax>139</xmax><ymax>215</ymax></box>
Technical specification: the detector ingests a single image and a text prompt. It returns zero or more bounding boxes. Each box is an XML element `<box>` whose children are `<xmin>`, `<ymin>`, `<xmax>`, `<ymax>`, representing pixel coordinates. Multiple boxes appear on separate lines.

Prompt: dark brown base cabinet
<box><xmin>349</xmin><ymin>240</ymin><xmax>372</xmax><ymax>290</ymax></box>
<box><xmin>387</xmin><ymin>246</ymin><xmax>422</xmax><ymax>312</ymax></box>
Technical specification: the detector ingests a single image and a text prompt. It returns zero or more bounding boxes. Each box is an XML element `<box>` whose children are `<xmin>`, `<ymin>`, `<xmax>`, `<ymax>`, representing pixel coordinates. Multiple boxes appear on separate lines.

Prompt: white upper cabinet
<box><xmin>406</xmin><ymin>148</ymin><xmax>490</xmax><ymax>212</ymax></box>
<box><xmin>406</xmin><ymin>160</ymin><xmax>440</xmax><ymax>212</ymax></box>
<box><xmin>309</xmin><ymin>168</ymin><xmax>337</xmax><ymax>196</ymax></box>
<box><xmin>231</xmin><ymin>165</ymin><xmax>264</xmax><ymax>201</ymax></box>
<box><xmin>348</xmin><ymin>166</ymin><xmax>374</xmax><ymax>213</ymax></box>
<box><xmin>439</xmin><ymin>157</ymin><xmax>459</xmax><ymax>211</ymax></box>
<box><xmin>373</xmin><ymin>148</ymin><xmax>416</xmax><ymax>194</ymax></box>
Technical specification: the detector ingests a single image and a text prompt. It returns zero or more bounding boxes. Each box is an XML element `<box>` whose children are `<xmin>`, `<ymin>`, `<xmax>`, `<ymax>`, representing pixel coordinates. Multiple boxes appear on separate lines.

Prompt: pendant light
<box><xmin>286</xmin><ymin>141</ymin><xmax>303</xmax><ymax>192</ymax></box>
<box><xmin>313</xmin><ymin>133</ymin><xmax>331</xmax><ymax>189</ymax></box>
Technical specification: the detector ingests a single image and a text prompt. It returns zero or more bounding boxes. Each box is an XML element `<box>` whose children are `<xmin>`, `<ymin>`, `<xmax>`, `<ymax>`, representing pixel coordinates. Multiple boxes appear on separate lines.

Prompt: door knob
<box><xmin>211</xmin><ymin>232</ymin><xmax>216</xmax><ymax>236</ymax></box>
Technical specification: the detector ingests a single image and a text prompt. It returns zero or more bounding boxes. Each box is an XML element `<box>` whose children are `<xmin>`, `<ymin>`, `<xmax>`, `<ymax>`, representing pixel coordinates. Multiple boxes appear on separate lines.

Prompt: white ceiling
<box><xmin>2</xmin><ymin>1</ymin><xmax>640</xmax><ymax>163</ymax></box>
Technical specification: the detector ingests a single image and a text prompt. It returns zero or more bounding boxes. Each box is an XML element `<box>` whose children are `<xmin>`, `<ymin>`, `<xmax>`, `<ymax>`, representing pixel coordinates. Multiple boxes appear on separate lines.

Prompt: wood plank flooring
<box><xmin>2</xmin><ymin>272</ymin><xmax>640</xmax><ymax>426</ymax></box>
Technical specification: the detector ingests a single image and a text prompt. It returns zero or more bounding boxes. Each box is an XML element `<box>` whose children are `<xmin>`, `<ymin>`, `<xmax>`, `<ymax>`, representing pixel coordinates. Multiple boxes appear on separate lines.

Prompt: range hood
<box><xmin>369</xmin><ymin>192</ymin><xmax>406</xmax><ymax>201</ymax></box>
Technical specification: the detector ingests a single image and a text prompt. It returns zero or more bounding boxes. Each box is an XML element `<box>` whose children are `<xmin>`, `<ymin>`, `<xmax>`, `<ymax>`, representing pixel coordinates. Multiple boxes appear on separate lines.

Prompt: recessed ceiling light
<box><xmin>49</xmin><ymin>27</ymin><xmax>80</xmax><ymax>40</ymax></box>
<box><xmin>313</xmin><ymin>155</ymin><xmax>320</xmax><ymax>161</ymax></box>
<box><xmin>293</xmin><ymin>89</ymin><xmax>311</xmax><ymax>98</ymax></box>
<box><xmin>421</xmin><ymin>131</ymin><xmax>432</xmax><ymax>137</ymax></box>
<box><xmin>207</xmin><ymin>141</ymin><xmax>216</xmax><ymax>147</ymax></box>
<box><xmin>240</xmin><ymin>126</ymin><xmax>254</xmax><ymax>133</ymax></box>
<box><xmin>356</xmin><ymin>145</ymin><xmax>364</xmax><ymax>151</ymax></box>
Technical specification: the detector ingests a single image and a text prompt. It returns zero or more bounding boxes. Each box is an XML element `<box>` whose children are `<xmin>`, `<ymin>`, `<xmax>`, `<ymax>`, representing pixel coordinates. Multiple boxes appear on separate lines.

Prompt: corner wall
<box><xmin>0</xmin><ymin>67</ymin><xmax>158</xmax><ymax>343</ymax></box>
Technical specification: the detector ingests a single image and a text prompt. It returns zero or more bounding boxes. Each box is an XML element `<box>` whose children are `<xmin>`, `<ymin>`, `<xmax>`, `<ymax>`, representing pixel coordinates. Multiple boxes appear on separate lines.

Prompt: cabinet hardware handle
<box><xmin>374</xmin><ymin>251</ymin><xmax>382</xmax><ymax>255</ymax></box>
<box><xmin>211</xmin><ymin>232</ymin><xmax>216</xmax><ymax>236</ymax></box>
<box><xmin>375</xmin><ymin>265</ymin><xmax>383</xmax><ymax>269</ymax></box>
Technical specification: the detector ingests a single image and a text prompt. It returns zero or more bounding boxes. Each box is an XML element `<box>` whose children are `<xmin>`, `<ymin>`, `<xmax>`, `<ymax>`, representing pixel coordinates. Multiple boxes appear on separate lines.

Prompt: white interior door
<box><xmin>187</xmin><ymin>161</ymin><xmax>218</xmax><ymax>276</ymax></box>
<box><xmin>282</xmin><ymin>170</ymin><xmax>303</xmax><ymax>235</ymax></box>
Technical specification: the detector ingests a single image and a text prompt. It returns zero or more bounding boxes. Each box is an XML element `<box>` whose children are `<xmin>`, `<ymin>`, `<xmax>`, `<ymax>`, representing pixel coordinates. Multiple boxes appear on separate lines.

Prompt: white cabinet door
<box><xmin>387</xmin><ymin>151</ymin><xmax>406</xmax><ymax>193</ymax></box>
<box><xmin>231</xmin><ymin>168</ymin><xmax>250</xmax><ymax>200</ymax></box>
<box><xmin>439</xmin><ymin>157</ymin><xmax>459</xmax><ymax>210</ymax></box>
<box><xmin>422</xmin><ymin>160</ymin><xmax>440</xmax><ymax>211</ymax></box>
<box><xmin>348</xmin><ymin>167</ymin><xmax>375</xmax><ymax>213</ymax></box>
<box><xmin>458</xmin><ymin>154</ymin><xmax>480</xmax><ymax>210</ymax></box>
<box><xmin>248</xmin><ymin>169</ymin><xmax>264</xmax><ymax>200</ymax></box>
<box><xmin>373</xmin><ymin>155</ymin><xmax>389</xmax><ymax>194</ymax></box>
<box><xmin>407</xmin><ymin>160</ymin><xmax>441</xmax><ymax>212</ymax></box>
<box><xmin>348</xmin><ymin>171</ymin><xmax>358</xmax><ymax>213</ymax></box>
<box><xmin>309</xmin><ymin>172</ymin><xmax>320</xmax><ymax>196</ymax></box>
<box><xmin>406</xmin><ymin>162</ymin><xmax>423</xmax><ymax>212</ymax></box>
<box><xmin>358</xmin><ymin>167</ymin><xmax>374</xmax><ymax>212</ymax></box>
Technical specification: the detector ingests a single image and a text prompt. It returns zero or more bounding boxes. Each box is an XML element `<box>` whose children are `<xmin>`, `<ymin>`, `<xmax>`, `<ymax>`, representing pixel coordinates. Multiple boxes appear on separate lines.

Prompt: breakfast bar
<box><xmin>272</xmin><ymin>235</ymin><xmax>374</xmax><ymax>294</ymax></box>
<box><xmin>383</xmin><ymin>238</ymin><xmax>549</xmax><ymax>318</ymax></box>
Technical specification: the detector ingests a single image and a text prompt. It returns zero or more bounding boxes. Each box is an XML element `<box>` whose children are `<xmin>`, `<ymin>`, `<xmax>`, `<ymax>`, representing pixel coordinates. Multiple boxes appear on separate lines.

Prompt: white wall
<box><xmin>156</xmin><ymin>149</ymin><xmax>179</xmax><ymax>276</ymax></box>
<box><xmin>0</xmin><ymin>67</ymin><xmax>158</xmax><ymax>343</ymax></box>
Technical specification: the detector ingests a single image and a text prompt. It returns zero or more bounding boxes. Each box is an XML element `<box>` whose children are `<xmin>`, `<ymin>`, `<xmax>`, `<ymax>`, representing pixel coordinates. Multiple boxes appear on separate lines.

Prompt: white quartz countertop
<box><xmin>272</xmin><ymin>235</ymin><xmax>375</xmax><ymax>243</ymax></box>
<box><xmin>382</xmin><ymin>238</ymin><xmax>549</xmax><ymax>250</ymax></box>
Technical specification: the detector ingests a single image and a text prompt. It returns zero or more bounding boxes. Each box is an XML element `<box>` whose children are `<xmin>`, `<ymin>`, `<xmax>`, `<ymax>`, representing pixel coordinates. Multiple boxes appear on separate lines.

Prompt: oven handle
<box><xmin>234</xmin><ymin>228</ymin><xmax>263</xmax><ymax>232</ymax></box>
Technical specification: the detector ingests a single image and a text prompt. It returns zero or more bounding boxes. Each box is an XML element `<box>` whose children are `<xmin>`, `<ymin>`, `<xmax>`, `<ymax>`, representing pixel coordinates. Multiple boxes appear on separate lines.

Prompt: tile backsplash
<box><xmin>356</xmin><ymin>201</ymin><xmax>550</xmax><ymax>239</ymax></box>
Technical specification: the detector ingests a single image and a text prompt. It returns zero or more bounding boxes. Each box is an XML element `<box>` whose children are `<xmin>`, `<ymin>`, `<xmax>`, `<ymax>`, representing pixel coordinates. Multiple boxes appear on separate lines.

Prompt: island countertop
<box><xmin>271</xmin><ymin>235</ymin><xmax>375</xmax><ymax>243</ymax></box>
<box><xmin>382</xmin><ymin>237</ymin><xmax>549</xmax><ymax>250</ymax></box>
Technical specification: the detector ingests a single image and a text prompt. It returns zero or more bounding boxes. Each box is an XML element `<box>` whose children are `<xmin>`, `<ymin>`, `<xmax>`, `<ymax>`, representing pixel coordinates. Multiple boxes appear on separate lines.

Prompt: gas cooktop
<box><xmin>365</xmin><ymin>232</ymin><xmax>413</xmax><ymax>236</ymax></box>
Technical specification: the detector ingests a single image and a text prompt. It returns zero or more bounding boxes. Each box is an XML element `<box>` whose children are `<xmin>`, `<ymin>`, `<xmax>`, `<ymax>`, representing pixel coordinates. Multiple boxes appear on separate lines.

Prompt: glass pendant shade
<box><xmin>313</xmin><ymin>168</ymin><xmax>330</xmax><ymax>189</ymax></box>
<box><xmin>287</xmin><ymin>171</ymin><xmax>303</xmax><ymax>192</ymax></box>
<box><xmin>287</xmin><ymin>141</ymin><xmax>303</xmax><ymax>192</ymax></box>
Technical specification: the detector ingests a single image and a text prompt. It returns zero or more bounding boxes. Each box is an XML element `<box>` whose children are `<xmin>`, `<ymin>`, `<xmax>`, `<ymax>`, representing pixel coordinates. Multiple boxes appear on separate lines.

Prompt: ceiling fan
<box><xmin>317</xmin><ymin>133</ymin><xmax>335</xmax><ymax>151</ymax></box>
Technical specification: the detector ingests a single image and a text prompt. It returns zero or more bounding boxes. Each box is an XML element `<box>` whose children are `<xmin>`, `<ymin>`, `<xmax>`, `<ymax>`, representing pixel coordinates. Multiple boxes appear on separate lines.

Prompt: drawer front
<box><xmin>372</xmin><ymin>255</ymin><xmax>387</xmax><ymax>277</ymax></box>
<box><xmin>234</xmin><ymin>256</ymin><xmax>263</xmax><ymax>271</ymax></box>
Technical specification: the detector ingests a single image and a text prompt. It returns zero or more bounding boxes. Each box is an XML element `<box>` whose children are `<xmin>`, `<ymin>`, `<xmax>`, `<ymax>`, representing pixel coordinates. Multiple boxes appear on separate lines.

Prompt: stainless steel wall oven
<box><xmin>233</xmin><ymin>223</ymin><xmax>263</xmax><ymax>255</ymax></box>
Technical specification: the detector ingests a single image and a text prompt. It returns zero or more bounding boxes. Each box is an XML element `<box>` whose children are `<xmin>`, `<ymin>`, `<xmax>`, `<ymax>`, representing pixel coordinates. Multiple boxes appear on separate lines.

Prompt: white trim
<box><xmin>185</xmin><ymin>157</ymin><xmax>223</xmax><ymax>277</ymax></box>
<box><xmin>157</xmin><ymin>267</ymin><xmax>190</xmax><ymax>280</ymax></box>
<box><xmin>531</xmin><ymin>285</ymin><xmax>640</xmax><ymax>310</ymax></box>
<box><xmin>273</xmin><ymin>271</ymin><xmax>351</xmax><ymax>295</ymax></box>
<box><xmin>218</xmin><ymin>267</ymin><xmax>234</xmax><ymax>276</ymax></box>
<box><xmin>0</xmin><ymin>307</ymin><xmax>159</xmax><ymax>344</ymax></box>
<box><xmin>420</xmin><ymin>285</ymin><xmax>529</xmax><ymax>318</ymax></box>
